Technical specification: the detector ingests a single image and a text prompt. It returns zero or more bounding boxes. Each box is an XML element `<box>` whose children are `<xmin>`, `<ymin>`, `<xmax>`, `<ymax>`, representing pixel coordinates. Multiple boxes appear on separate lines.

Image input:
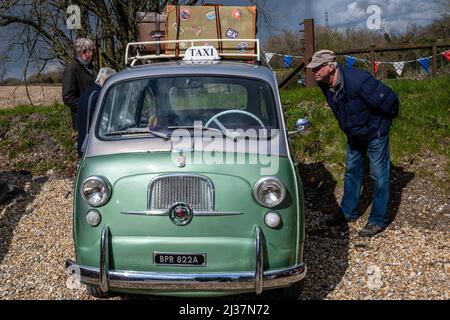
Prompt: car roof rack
<box><xmin>125</xmin><ymin>38</ymin><xmax>260</xmax><ymax>66</ymax></box>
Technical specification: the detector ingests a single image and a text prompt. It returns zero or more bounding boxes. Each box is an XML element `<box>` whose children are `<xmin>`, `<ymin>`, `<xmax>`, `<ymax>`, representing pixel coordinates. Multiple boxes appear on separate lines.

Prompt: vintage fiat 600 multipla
<box><xmin>66</xmin><ymin>39</ymin><xmax>309</xmax><ymax>298</ymax></box>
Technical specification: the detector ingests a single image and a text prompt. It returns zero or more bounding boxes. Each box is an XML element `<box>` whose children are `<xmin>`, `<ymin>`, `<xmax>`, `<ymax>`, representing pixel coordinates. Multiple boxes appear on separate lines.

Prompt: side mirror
<box><xmin>288</xmin><ymin>118</ymin><xmax>311</xmax><ymax>136</ymax></box>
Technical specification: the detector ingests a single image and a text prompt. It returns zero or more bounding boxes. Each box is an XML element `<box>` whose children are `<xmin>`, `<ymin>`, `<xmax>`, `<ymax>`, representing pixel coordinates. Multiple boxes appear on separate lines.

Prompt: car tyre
<box><xmin>86</xmin><ymin>285</ymin><xmax>110</xmax><ymax>298</ymax></box>
<box><xmin>281</xmin><ymin>280</ymin><xmax>304</xmax><ymax>300</ymax></box>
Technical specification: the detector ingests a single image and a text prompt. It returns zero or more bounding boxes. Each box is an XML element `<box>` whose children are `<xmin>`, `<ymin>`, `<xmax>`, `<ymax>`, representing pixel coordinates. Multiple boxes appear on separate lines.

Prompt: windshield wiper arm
<box><xmin>168</xmin><ymin>125</ymin><xmax>240</xmax><ymax>140</ymax></box>
<box><xmin>105</xmin><ymin>128</ymin><xmax>169</xmax><ymax>140</ymax></box>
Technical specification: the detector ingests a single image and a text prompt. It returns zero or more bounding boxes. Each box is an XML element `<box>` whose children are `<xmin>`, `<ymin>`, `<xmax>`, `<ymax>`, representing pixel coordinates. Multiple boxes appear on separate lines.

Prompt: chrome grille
<box><xmin>149</xmin><ymin>175</ymin><xmax>214</xmax><ymax>211</ymax></box>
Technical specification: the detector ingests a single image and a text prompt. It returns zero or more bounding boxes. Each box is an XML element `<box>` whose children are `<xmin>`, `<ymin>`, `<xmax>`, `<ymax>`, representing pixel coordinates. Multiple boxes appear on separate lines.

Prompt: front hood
<box><xmin>76</xmin><ymin>151</ymin><xmax>297</xmax><ymax>225</ymax></box>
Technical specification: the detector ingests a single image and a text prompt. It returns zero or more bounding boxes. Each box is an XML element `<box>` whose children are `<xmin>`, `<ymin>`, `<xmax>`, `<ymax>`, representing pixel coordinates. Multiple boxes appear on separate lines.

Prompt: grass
<box><xmin>281</xmin><ymin>75</ymin><xmax>450</xmax><ymax>190</ymax></box>
<box><xmin>0</xmin><ymin>104</ymin><xmax>76</xmax><ymax>175</ymax></box>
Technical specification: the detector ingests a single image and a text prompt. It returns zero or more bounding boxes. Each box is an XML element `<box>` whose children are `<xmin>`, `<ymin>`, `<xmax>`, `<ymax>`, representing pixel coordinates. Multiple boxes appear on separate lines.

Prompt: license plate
<box><xmin>153</xmin><ymin>252</ymin><xmax>206</xmax><ymax>266</ymax></box>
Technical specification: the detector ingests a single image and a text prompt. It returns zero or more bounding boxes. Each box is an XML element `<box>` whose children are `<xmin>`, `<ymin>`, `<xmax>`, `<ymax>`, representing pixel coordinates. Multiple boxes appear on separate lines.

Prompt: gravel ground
<box><xmin>0</xmin><ymin>164</ymin><xmax>448</xmax><ymax>300</ymax></box>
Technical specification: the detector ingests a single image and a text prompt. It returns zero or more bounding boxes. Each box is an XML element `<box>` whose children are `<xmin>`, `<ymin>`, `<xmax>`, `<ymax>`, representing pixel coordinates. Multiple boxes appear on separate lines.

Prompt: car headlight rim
<box><xmin>253</xmin><ymin>176</ymin><xmax>286</xmax><ymax>208</ymax></box>
<box><xmin>81</xmin><ymin>176</ymin><xmax>111</xmax><ymax>207</ymax></box>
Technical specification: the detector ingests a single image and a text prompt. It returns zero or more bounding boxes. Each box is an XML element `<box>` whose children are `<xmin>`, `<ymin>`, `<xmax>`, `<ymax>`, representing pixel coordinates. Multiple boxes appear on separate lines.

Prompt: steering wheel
<box><xmin>205</xmin><ymin>110</ymin><xmax>266</xmax><ymax>135</ymax></box>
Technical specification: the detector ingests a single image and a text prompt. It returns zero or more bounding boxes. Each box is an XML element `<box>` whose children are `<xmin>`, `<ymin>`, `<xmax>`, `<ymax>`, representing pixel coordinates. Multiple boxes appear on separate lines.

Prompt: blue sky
<box><xmin>1</xmin><ymin>0</ymin><xmax>443</xmax><ymax>79</ymax></box>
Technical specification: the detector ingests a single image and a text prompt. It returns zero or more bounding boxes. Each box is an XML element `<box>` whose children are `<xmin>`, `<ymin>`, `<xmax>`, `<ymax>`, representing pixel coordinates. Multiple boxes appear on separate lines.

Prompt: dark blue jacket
<box><xmin>318</xmin><ymin>65</ymin><xmax>399</xmax><ymax>145</ymax></box>
<box><xmin>77</xmin><ymin>83</ymin><xmax>101</xmax><ymax>156</ymax></box>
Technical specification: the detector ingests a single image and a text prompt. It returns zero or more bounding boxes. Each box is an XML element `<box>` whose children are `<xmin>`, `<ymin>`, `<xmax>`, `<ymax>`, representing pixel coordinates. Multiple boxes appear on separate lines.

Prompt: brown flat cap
<box><xmin>306</xmin><ymin>50</ymin><xmax>336</xmax><ymax>69</ymax></box>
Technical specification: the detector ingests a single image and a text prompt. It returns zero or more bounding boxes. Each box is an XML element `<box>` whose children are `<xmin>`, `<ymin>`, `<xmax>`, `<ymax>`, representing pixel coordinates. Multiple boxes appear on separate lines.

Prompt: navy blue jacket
<box><xmin>318</xmin><ymin>65</ymin><xmax>399</xmax><ymax>145</ymax></box>
<box><xmin>77</xmin><ymin>83</ymin><xmax>101</xmax><ymax>156</ymax></box>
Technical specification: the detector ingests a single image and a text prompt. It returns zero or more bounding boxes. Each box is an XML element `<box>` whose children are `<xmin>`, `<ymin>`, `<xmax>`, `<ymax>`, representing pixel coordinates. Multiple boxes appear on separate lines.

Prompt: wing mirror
<box><xmin>288</xmin><ymin>118</ymin><xmax>311</xmax><ymax>136</ymax></box>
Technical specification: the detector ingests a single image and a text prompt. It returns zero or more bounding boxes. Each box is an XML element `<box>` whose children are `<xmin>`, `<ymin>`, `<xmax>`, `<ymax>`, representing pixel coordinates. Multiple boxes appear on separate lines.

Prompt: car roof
<box><xmin>104</xmin><ymin>60</ymin><xmax>277</xmax><ymax>88</ymax></box>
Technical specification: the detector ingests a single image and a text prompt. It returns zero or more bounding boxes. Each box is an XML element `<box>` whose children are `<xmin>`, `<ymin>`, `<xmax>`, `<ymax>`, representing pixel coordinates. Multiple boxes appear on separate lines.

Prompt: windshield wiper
<box><xmin>168</xmin><ymin>125</ymin><xmax>241</xmax><ymax>141</ymax></box>
<box><xmin>105</xmin><ymin>128</ymin><xmax>169</xmax><ymax>140</ymax></box>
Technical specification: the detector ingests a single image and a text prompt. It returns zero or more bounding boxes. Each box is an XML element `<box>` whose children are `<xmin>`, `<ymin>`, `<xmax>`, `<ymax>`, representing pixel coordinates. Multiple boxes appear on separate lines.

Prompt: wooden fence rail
<box><xmin>279</xmin><ymin>42</ymin><xmax>450</xmax><ymax>89</ymax></box>
<box><xmin>334</xmin><ymin>43</ymin><xmax>450</xmax><ymax>78</ymax></box>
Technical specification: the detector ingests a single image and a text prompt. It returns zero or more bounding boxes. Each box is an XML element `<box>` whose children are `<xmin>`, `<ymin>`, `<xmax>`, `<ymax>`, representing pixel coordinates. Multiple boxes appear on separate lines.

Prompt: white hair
<box><xmin>95</xmin><ymin>67</ymin><xmax>116</xmax><ymax>86</ymax></box>
<box><xmin>74</xmin><ymin>38</ymin><xmax>95</xmax><ymax>57</ymax></box>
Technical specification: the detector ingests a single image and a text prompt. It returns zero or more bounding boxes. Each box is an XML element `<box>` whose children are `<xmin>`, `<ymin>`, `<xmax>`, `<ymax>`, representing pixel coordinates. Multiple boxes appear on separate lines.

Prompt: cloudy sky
<box><xmin>253</xmin><ymin>0</ymin><xmax>442</xmax><ymax>34</ymax></box>
<box><xmin>1</xmin><ymin>0</ymin><xmax>444</xmax><ymax>78</ymax></box>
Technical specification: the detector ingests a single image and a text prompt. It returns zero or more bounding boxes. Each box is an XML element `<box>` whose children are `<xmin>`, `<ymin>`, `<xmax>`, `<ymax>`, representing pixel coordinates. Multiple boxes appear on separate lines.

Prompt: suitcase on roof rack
<box><xmin>165</xmin><ymin>5</ymin><xmax>257</xmax><ymax>58</ymax></box>
<box><xmin>136</xmin><ymin>12</ymin><xmax>166</xmax><ymax>55</ymax></box>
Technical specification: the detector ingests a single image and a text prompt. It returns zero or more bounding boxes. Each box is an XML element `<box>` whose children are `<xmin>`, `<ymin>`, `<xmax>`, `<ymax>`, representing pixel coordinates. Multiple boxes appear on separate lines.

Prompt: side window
<box><xmin>122</xmin><ymin>82</ymin><xmax>140</xmax><ymax>128</ymax></box>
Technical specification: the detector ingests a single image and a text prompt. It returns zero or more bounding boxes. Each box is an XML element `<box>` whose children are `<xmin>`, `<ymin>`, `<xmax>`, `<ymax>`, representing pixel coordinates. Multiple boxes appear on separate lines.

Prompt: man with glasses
<box><xmin>307</xmin><ymin>50</ymin><xmax>399</xmax><ymax>237</ymax></box>
<box><xmin>62</xmin><ymin>38</ymin><xmax>98</xmax><ymax>131</ymax></box>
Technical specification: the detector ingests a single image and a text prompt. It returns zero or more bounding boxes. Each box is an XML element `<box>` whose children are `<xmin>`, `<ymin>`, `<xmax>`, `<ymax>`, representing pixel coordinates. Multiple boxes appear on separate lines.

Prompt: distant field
<box><xmin>0</xmin><ymin>85</ymin><xmax>62</xmax><ymax>109</ymax></box>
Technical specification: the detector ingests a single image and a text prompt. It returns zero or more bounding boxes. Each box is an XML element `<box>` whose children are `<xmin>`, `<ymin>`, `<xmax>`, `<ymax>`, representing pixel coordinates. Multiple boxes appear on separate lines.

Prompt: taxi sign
<box><xmin>183</xmin><ymin>45</ymin><xmax>220</xmax><ymax>61</ymax></box>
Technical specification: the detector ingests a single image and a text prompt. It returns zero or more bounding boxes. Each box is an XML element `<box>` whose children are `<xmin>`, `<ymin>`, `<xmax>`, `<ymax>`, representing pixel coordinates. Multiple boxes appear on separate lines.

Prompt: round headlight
<box><xmin>253</xmin><ymin>177</ymin><xmax>286</xmax><ymax>208</ymax></box>
<box><xmin>81</xmin><ymin>176</ymin><xmax>111</xmax><ymax>207</ymax></box>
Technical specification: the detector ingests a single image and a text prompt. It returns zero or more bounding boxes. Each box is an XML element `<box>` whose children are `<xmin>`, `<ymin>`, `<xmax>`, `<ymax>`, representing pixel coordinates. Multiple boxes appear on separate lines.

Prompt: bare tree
<box><xmin>0</xmin><ymin>0</ymin><xmax>202</xmax><ymax>74</ymax></box>
<box><xmin>433</xmin><ymin>0</ymin><xmax>450</xmax><ymax>17</ymax></box>
<box><xmin>1</xmin><ymin>0</ymin><xmax>272</xmax><ymax>76</ymax></box>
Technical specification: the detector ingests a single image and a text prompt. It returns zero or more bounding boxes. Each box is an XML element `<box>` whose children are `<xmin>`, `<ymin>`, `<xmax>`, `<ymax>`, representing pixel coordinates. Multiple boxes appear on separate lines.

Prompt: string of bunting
<box><xmin>344</xmin><ymin>50</ymin><xmax>450</xmax><ymax>76</ymax></box>
<box><xmin>264</xmin><ymin>52</ymin><xmax>303</xmax><ymax>69</ymax></box>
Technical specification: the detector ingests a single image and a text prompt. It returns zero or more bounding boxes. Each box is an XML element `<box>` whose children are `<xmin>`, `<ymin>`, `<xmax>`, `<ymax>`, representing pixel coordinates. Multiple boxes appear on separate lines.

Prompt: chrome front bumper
<box><xmin>66</xmin><ymin>225</ymin><xmax>306</xmax><ymax>295</ymax></box>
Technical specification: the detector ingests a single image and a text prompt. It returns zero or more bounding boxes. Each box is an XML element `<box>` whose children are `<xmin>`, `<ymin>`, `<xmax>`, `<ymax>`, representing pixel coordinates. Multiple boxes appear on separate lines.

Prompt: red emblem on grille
<box><xmin>169</xmin><ymin>203</ymin><xmax>193</xmax><ymax>226</ymax></box>
<box><xmin>175</xmin><ymin>208</ymin><xmax>186</xmax><ymax>218</ymax></box>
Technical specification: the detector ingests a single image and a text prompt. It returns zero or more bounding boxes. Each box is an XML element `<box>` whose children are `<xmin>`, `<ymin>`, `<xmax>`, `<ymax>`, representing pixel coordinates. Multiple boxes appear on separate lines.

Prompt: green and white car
<box><xmin>66</xmin><ymin>39</ymin><xmax>309</xmax><ymax>298</ymax></box>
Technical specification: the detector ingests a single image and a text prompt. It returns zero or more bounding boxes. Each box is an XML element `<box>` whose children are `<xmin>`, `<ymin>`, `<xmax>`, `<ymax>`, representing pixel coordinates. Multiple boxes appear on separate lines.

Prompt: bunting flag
<box><xmin>393</xmin><ymin>62</ymin><xmax>405</xmax><ymax>76</ymax></box>
<box><xmin>443</xmin><ymin>50</ymin><xmax>450</xmax><ymax>62</ymax></box>
<box><xmin>283</xmin><ymin>55</ymin><xmax>293</xmax><ymax>69</ymax></box>
<box><xmin>373</xmin><ymin>61</ymin><xmax>381</xmax><ymax>74</ymax></box>
<box><xmin>418</xmin><ymin>57</ymin><xmax>430</xmax><ymax>73</ymax></box>
<box><xmin>345</xmin><ymin>56</ymin><xmax>357</xmax><ymax>68</ymax></box>
<box><xmin>265</xmin><ymin>52</ymin><xmax>275</xmax><ymax>64</ymax></box>
<box><xmin>262</xmin><ymin>50</ymin><xmax>448</xmax><ymax>73</ymax></box>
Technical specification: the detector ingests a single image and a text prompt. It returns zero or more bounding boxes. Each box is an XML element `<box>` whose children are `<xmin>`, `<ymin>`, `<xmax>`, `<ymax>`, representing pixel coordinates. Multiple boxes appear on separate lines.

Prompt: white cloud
<box><xmin>348</xmin><ymin>2</ymin><xmax>366</xmax><ymax>19</ymax></box>
<box><xmin>309</xmin><ymin>0</ymin><xmax>441</xmax><ymax>31</ymax></box>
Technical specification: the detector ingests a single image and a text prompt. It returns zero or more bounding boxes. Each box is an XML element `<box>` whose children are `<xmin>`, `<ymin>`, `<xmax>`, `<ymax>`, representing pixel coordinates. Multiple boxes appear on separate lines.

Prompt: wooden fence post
<box><xmin>432</xmin><ymin>44</ymin><xmax>437</xmax><ymax>78</ymax></box>
<box><xmin>370</xmin><ymin>45</ymin><xmax>376</xmax><ymax>75</ymax></box>
<box><xmin>304</xmin><ymin>19</ymin><xmax>315</xmax><ymax>87</ymax></box>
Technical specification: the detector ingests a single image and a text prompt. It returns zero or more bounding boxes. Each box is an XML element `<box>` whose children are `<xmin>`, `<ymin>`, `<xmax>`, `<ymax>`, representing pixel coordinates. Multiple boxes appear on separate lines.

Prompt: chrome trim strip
<box><xmin>254</xmin><ymin>226</ymin><xmax>263</xmax><ymax>294</ymax></box>
<box><xmin>120</xmin><ymin>210</ymin><xmax>243</xmax><ymax>216</ymax></box>
<box><xmin>66</xmin><ymin>259</ymin><xmax>306</xmax><ymax>292</ymax></box>
<box><xmin>192</xmin><ymin>211</ymin><xmax>243</xmax><ymax>216</ymax></box>
<box><xmin>99</xmin><ymin>225</ymin><xmax>110</xmax><ymax>293</ymax></box>
<box><xmin>121</xmin><ymin>210</ymin><xmax>168</xmax><ymax>216</ymax></box>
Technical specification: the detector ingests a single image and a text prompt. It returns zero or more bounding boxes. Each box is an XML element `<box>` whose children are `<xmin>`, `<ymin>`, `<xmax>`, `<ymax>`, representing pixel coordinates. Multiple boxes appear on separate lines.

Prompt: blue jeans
<box><xmin>341</xmin><ymin>135</ymin><xmax>390</xmax><ymax>227</ymax></box>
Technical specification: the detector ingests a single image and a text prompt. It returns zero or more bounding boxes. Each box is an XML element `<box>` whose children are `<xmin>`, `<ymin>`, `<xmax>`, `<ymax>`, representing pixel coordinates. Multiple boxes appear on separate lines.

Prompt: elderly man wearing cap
<box><xmin>307</xmin><ymin>50</ymin><xmax>399</xmax><ymax>237</ymax></box>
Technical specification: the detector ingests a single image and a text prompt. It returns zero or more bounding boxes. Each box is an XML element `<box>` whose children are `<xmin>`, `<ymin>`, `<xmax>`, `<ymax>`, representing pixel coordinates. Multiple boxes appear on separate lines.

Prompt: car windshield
<box><xmin>97</xmin><ymin>75</ymin><xmax>279</xmax><ymax>139</ymax></box>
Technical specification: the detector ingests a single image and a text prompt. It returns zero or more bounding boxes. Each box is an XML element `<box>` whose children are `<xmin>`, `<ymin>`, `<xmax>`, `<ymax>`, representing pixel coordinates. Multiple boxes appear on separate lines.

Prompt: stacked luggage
<box><xmin>137</xmin><ymin>5</ymin><xmax>257</xmax><ymax>58</ymax></box>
